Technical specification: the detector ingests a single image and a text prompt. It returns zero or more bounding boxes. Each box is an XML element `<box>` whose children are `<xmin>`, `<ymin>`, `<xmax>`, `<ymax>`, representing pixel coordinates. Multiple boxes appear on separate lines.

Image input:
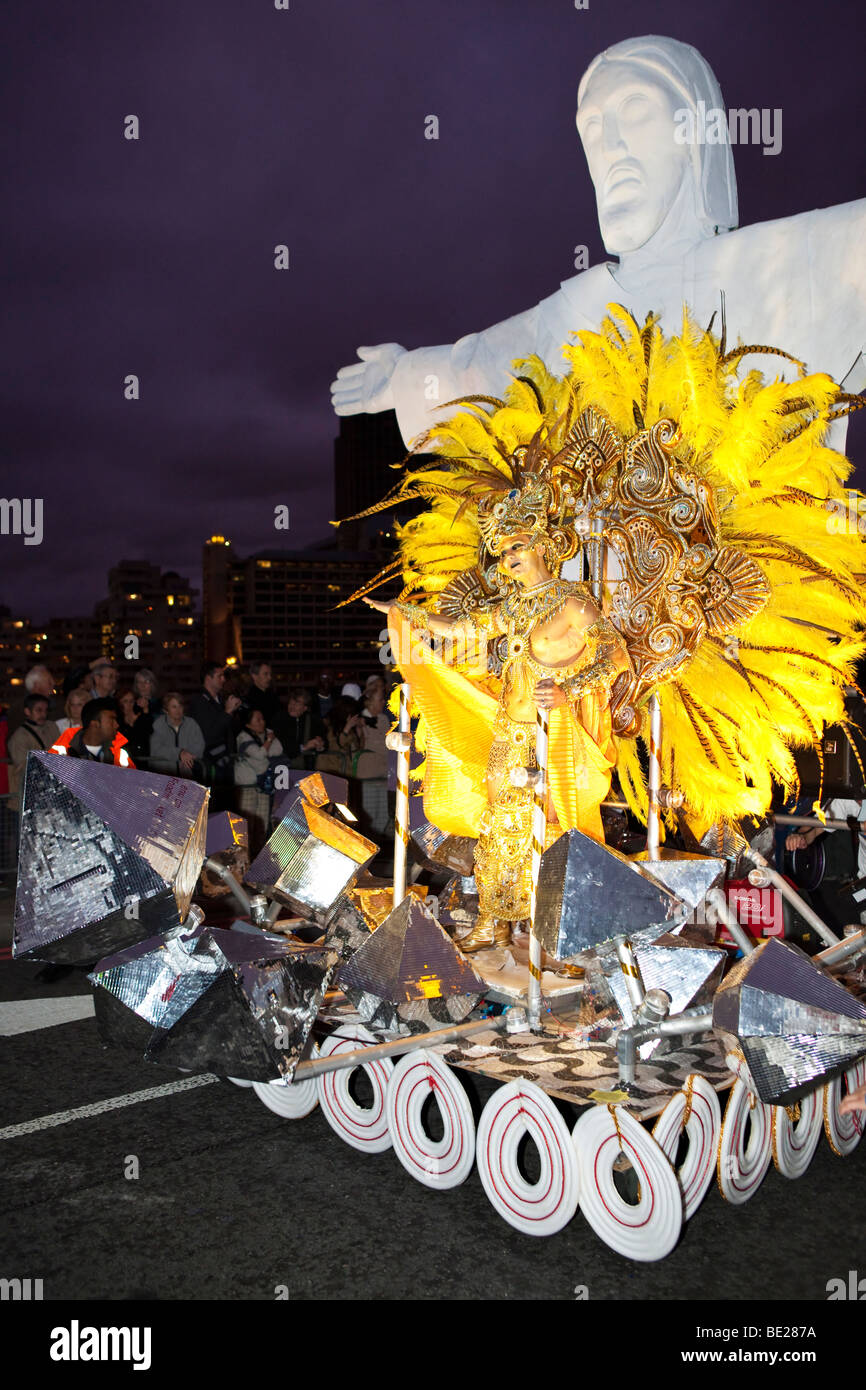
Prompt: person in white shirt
<box><xmin>786</xmin><ymin>798</ymin><xmax>866</xmax><ymax>922</ymax></box>
<box><xmin>234</xmin><ymin>709</ymin><xmax>284</xmax><ymax>855</ymax></box>
<box><xmin>355</xmin><ymin>684</ymin><xmax>391</xmax><ymax>835</ymax></box>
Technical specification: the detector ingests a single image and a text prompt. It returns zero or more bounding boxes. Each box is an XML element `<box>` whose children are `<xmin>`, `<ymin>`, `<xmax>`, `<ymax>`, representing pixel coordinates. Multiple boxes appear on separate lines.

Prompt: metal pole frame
<box><xmin>527</xmin><ymin>707</ymin><xmax>549</xmax><ymax>1030</ymax></box>
<box><xmin>392</xmin><ymin>681</ymin><xmax>411</xmax><ymax>909</ymax></box>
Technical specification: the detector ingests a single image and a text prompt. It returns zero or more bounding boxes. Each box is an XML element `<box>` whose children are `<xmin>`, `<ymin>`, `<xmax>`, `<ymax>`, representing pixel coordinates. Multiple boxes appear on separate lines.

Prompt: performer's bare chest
<box><xmin>526</xmin><ymin>609</ymin><xmax>587</xmax><ymax>669</ymax></box>
<box><xmin>500</xmin><ymin>609</ymin><xmax>588</xmax><ymax>722</ymax></box>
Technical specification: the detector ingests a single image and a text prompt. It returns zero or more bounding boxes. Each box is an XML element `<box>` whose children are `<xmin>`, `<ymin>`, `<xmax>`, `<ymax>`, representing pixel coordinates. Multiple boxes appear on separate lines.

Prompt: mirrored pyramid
<box><xmin>14</xmin><ymin>753</ymin><xmax>208</xmax><ymax>964</ymax></box>
<box><xmin>534</xmin><ymin>829</ymin><xmax>685</xmax><ymax>959</ymax></box>
<box><xmin>713</xmin><ymin>936</ymin><xmax>866</xmax><ymax>1104</ymax></box>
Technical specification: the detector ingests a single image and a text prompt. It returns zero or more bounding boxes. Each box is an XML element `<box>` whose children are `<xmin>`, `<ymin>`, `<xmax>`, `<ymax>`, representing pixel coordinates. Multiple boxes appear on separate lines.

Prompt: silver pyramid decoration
<box><xmin>14</xmin><ymin>753</ymin><xmax>207</xmax><ymax>964</ymax></box>
<box><xmin>713</xmin><ymin>936</ymin><xmax>866</xmax><ymax>1104</ymax></box>
<box><xmin>534</xmin><ymin>829</ymin><xmax>686</xmax><ymax>959</ymax></box>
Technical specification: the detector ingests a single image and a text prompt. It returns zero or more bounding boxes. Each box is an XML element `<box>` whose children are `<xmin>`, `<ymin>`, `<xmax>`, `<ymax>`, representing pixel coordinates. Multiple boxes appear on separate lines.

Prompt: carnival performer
<box><xmin>364</xmin><ymin>462</ymin><xmax>631</xmax><ymax>952</ymax></box>
<box><xmin>344</xmin><ymin>305</ymin><xmax>866</xmax><ymax>956</ymax></box>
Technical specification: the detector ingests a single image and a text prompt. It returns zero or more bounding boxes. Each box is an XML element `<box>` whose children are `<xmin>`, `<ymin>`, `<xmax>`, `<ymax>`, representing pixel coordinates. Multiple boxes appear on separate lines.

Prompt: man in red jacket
<box><xmin>50</xmin><ymin>698</ymin><xmax>135</xmax><ymax>767</ymax></box>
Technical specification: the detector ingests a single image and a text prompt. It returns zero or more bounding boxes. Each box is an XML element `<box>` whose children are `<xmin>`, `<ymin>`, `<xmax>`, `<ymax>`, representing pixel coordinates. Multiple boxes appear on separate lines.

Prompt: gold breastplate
<box><xmin>496</xmin><ymin>578</ymin><xmax>593</xmax><ymax>714</ymax></box>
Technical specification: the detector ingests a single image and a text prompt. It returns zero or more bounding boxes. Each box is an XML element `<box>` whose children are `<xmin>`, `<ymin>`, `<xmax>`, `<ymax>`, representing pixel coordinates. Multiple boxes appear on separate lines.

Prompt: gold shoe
<box><xmin>458</xmin><ymin>917</ymin><xmax>495</xmax><ymax>953</ymax></box>
<box><xmin>493</xmin><ymin>919</ymin><xmax>513</xmax><ymax>950</ymax></box>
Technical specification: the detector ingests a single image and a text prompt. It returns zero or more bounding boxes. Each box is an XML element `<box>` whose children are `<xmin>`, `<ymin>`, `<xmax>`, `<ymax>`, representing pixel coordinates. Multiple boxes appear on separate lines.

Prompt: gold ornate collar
<box><xmin>501</xmin><ymin>577</ymin><xmax>585</xmax><ymax>633</ymax></box>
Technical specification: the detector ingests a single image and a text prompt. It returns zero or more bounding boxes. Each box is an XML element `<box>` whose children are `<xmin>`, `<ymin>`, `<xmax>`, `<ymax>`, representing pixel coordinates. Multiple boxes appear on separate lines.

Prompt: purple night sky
<box><xmin>2</xmin><ymin>0</ymin><xmax>865</xmax><ymax>622</ymax></box>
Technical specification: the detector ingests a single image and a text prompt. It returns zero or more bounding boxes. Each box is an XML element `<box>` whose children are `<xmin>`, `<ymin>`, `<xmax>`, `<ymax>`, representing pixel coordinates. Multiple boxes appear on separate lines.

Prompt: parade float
<box><xmin>13</xmin><ymin>309</ymin><xmax>866</xmax><ymax>1261</ymax></box>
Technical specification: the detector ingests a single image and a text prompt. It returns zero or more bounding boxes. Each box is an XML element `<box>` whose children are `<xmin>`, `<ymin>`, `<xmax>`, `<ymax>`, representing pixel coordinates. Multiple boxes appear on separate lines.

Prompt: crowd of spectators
<box><xmin>1</xmin><ymin>658</ymin><xmax>397</xmax><ymax>857</ymax></box>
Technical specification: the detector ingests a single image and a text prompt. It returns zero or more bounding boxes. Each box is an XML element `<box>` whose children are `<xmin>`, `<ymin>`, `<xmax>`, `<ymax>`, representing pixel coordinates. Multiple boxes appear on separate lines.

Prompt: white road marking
<box><xmin>0</xmin><ymin>996</ymin><xmax>96</xmax><ymax>1035</ymax></box>
<box><xmin>0</xmin><ymin>1074</ymin><xmax>220</xmax><ymax>1141</ymax></box>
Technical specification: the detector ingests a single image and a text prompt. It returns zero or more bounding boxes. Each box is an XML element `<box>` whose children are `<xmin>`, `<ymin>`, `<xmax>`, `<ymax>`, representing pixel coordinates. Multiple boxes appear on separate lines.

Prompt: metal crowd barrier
<box><xmin>0</xmin><ymin>793</ymin><xmax>18</xmax><ymax>886</ymax></box>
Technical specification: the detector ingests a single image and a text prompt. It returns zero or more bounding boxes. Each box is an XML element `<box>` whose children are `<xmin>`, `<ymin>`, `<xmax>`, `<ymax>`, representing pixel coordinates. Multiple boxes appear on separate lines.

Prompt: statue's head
<box><xmin>576</xmin><ymin>35</ymin><xmax>738</xmax><ymax>255</ymax></box>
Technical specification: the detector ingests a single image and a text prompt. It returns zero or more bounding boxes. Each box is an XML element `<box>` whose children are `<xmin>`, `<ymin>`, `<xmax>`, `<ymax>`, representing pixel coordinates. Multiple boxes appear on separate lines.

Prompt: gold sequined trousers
<box><xmin>473</xmin><ymin>715</ymin><xmax>559</xmax><ymax>924</ymax></box>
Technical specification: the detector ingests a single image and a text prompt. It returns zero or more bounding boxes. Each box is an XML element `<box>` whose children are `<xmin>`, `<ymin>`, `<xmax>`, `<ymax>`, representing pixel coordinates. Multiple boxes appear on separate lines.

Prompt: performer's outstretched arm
<box><xmin>363</xmin><ymin>596</ymin><xmax>482</xmax><ymax>642</ymax></box>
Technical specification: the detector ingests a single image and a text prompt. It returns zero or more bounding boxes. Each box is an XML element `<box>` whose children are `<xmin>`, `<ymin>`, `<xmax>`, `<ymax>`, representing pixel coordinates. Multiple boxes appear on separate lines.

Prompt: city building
<box><xmin>333</xmin><ymin>411</ymin><xmax>407</xmax><ymax>552</ymax></box>
<box><xmin>0</xmin><ymin>560</ymin><xmax>201</xmax><ymax>707</ymax></box>
<box><xmin>0</xmin><ymin>607</ymin><xmax>36</xmax><ymax>693</ymax></box>
<box><xmin>94</xmin><ymin>561</ymin><xmax>201</xmax><ymax>692</ymax></box>
<box><xmin>202</xmin><ymin>537</ymin><xmax>387</xmax><ymax>685</ymax></box>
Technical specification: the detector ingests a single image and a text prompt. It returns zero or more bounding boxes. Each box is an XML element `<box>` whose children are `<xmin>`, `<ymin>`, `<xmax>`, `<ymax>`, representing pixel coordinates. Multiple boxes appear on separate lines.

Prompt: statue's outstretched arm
<box><xmin>332</xmin><ymin>302</ymin><xmax>543</xmax><ymax>446</ymax></box>
<box><xmin>330</xmin><ymin>343</ymin><xmax>407</xmax><ymax>417</ymax></box>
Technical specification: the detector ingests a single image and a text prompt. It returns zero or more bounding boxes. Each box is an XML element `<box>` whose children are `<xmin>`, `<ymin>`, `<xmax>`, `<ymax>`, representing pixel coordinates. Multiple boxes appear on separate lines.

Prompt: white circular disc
<box><xmin>717</xmin><ymin>1077</ymin><xmax>773</xmax><ymax>1204</ymax></box>
<box><xmin>823</xmin><ymin>1059</ymin><xmax>866</xmax><ymax>1157</ymax></box>
<box><xmin>573</xmin><ymin>1105</ymin><xmax>682</xmax><ymax>1261</ymax></box>
<box><xmin>252</xmin><ymin>1044</ymin><xmax>320</xmax><ymax>1120</ymax></box>
<box><xmin>227</xmin><ymin>1077</ymin><xmax>254</xmax><ymax>1088</ymax></box>
<box><xmin>653</xmin><ymin>1075</ymin><xmax>721</xmax><ymax>1220</ymax></box>
<box><xmin>771</xmin><ymin>1088</ymin><xmax>823</xmax><ymax>1178</ymax></box>
<box><xmin>316</xmin><ymin>1025</ymin><xmax>394</xmax><ymax>1153</ymax></box>
<box><xmin>476</xmin><ymin>1080</ymin><xmax>580</xmax><ymax>1237</ymax></box>
<box><xmin>386</xmin><ymin>1049</ymin><xmax>475</xmax><ymax>1190</ymax></box>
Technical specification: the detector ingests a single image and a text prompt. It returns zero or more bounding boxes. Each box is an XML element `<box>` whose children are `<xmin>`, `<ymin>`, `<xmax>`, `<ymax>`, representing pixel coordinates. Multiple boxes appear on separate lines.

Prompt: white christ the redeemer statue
<box><xmin>331</xmin><ymin>34</ymin><xmax>865</xmax><ymax>450</ymax></box>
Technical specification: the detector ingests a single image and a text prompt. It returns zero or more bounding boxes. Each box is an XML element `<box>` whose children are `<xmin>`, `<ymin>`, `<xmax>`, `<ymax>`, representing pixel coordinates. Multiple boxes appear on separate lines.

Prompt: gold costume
<box><xmin>388</xmin><ymin>574</ymin><xmax>624</xmax><ymax>931</ymax></box>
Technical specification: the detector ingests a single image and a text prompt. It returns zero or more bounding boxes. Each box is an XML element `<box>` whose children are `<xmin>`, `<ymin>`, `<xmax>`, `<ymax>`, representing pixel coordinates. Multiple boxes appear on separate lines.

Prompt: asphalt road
<box><xmin>1</xmin><ymin>948</ymin><xmax>864</xmax><ymax>1308</ymax></box>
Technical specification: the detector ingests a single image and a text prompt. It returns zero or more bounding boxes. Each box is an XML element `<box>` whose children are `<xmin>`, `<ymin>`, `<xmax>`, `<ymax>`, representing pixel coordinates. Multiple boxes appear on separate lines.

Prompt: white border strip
<box><xmin>0</xmin><ymin>997</ymin><xmax>96</xmax><ymax>1035</ymax></box>
<box><xmin>0</xmin><ymin>1074</ymin><xmax>219</xmax><ymax>1141</ymax></box>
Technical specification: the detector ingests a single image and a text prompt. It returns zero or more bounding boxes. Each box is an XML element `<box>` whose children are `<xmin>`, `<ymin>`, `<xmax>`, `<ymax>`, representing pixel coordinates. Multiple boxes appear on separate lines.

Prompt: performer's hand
<box><xmin>785</xmin><ymin>833</ymin><xmax>807</xmax><ymax>851</ymax></box>
<box><xmin>362</xmin><ymin>597</ymin><xmax>392</xmax><ymax>614</ymax></box>
<box><xmin>839</xmin><ymin>1082</ymin><xmax>866</xmax><ymax>1116</ymax></box>
<box><xmin>534</xmin><ymin>679</ymin><xmax>566</xmax><ymax>710</ymax></box>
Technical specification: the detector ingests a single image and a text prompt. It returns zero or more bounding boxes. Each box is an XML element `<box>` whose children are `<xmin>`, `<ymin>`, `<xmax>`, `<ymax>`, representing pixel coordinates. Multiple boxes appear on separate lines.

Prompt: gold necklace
<box><xmin>502</xmin><ymin>577</ymin><xmax>582</xmax><ymax>632</ymax></box>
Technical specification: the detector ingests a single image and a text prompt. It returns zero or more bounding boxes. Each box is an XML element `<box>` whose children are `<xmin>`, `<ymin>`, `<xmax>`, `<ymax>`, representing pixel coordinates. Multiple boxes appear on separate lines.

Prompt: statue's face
<box><xmin>576</xmin><ymin>60</ymin><xmax>691</xmax><ymax>254</ymax></box>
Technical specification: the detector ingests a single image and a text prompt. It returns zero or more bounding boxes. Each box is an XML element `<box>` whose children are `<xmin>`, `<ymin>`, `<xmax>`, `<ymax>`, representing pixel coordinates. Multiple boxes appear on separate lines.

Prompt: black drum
<box><xmin>787</xmin><ymin>839</ymin><xmax>826</xmax><ymax>892</ymax></box>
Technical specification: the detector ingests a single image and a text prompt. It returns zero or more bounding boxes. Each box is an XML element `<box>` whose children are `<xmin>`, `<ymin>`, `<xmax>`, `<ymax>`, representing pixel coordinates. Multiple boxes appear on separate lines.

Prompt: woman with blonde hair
<box><xmin>54</xmin><ymin>687</ymin><xmax>90</xmax><ymax>734</ymax></box>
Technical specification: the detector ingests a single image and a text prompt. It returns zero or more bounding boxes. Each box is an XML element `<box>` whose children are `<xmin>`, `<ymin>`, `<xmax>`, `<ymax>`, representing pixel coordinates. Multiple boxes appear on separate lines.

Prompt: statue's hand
<box><xmin>330</xmin><ymin>343</ymin><xmax>406</xmax><ymax>416</ymax></box>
